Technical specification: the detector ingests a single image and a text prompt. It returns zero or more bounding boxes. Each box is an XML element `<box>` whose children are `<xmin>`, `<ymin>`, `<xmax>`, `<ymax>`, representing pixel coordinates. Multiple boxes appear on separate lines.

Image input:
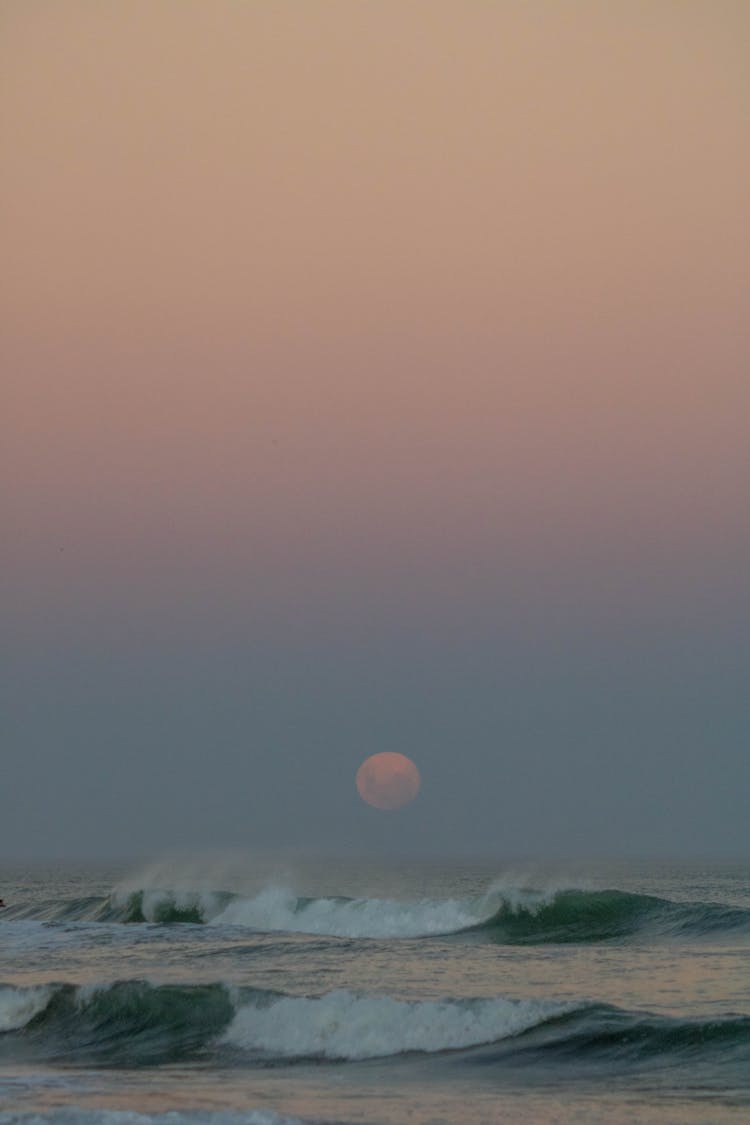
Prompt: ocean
<box><xmin>1</xmin><ymin>854</ymin><xmax>748</xmax><ymax>1125</ymax></box>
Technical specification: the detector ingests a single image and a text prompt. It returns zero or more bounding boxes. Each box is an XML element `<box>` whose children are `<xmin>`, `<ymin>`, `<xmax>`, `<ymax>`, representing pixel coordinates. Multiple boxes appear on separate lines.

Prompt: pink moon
<box><xmin>356</xmin><ymin>752</ymin><xmax>421</xmax><ymax>810</ymax></box>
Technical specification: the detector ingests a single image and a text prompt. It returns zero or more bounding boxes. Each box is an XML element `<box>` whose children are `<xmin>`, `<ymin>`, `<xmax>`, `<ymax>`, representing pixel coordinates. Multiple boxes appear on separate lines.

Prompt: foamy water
<box><xmin>222</xmin><ymin>989</ymin><xmax>567</xmax><ymax>1059</ymax></box>
<box><xmin>212</xmin><ymin>885</ymin><xmax>483</xmax><ymax>937</ymax></box>
<box><xmin>0</xmin><ymin>983</ymin><xmax>53</xmax><ymax>1031</ymax></box>
<box><xmin>1</xmin><ymin>857</ymin><xmax>748</xmax><ymax>1125</ymax></box>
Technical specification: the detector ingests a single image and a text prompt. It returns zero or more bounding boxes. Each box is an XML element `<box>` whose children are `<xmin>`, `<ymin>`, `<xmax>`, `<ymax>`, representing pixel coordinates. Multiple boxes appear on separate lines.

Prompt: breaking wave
<box><xmin>4</xmin><ymin>881</ymin><xmax>750</xmax><ymax>944</ymax></box>
<box><xmin>470</xmin><ymin>887</ymin><xmax>750</xmax><ymax>943</ymax></box>
<box><xmin>0</xmin><ymin>980</ymin><xmax>564</xmax><ymax>1064</ymax></box>
<box><xmin>221</xmin><ymin>989</ymin><xmax>563</xmax><ymax>1060</ymax></box>
<box><xmin>1</xmin><ymin>980</ymin><xmax>748</xmax><ymax>1073</ymax></box>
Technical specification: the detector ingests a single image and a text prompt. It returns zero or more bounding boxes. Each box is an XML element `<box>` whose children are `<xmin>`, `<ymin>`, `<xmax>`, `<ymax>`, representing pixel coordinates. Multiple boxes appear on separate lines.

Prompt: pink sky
<box><xmin>3</xmin><ymin>1</ymin><xmax>749</xmax><ymax>635</ymax></box>
<box><xmin>2</xmin><ymin>2</ymin><xmax>750</xmax><ymax>860</ymax></box>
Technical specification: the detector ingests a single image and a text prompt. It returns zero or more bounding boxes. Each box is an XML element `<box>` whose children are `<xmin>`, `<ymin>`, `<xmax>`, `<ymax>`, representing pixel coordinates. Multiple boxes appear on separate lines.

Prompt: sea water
<box><xmin>0</xmin><ymin>855</ymin><xmax>748</xmax><ymax>1124</ymax></box>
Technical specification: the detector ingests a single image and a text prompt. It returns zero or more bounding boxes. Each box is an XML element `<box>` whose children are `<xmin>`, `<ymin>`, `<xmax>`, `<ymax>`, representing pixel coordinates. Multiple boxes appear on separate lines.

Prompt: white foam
<box><xmin>212</xmin><ymin>876</ymin><xmax>591</xmax><ymax>938</ymax></box>
<box><xmin>109</xmin><ymin>869</ymin><xmax>592</xmax><ymax>939</ymax></box>
<box><xmin>474</xmin><ymin>871</ymin><xmax>595</xmax><ymax>919</ymax></box>
<box><xmin>0</xmin><ymin>981</ymin><xmax>53</xmax><ymax>1030</ymax></box>
<box><xmin>223</xmin><ymin>989</ymin><xmax>565</xmax><ymax>1060</ymax></box>
<box><xmin>212</xmin><ymin>886</ymin><xmax>482</xmax><ymax>938</ymax></box>
<box><xmin>0</xmin><ymin>984</ymin><xmax>52</xmax><ymax>1031</ymax></box>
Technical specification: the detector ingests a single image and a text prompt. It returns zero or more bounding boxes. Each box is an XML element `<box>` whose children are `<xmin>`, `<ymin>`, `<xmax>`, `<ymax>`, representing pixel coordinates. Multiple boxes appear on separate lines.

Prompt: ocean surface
<box><xmin>0</xmin><ymin>854</ymin><xmax>748</xmax><ymax>1125</ymax></box>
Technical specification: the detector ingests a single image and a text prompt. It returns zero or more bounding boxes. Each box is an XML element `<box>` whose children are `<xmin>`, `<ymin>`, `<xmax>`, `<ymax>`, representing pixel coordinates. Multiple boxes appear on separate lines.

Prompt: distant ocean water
<box><xmin>1</xmin><ymin>855</ymin><xmax>748</xmax><ymax>1125</ymax></box>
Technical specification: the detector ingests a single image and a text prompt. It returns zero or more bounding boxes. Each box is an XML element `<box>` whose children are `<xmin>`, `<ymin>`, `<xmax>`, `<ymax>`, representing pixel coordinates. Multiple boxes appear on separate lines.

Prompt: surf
<box><xmin>1</xmin><ymin>980</ymin><xmax>748</xmax><ymax>1072</ymax></box>
<box><xmin>469</xmin><ymin>886</ymin><xmax>750</xmax><ymax>943</ymax></box>
<box><xmin>4</xmin><ymin>881</ymin><xmax>750</xmax><ymax>942</ymax></box>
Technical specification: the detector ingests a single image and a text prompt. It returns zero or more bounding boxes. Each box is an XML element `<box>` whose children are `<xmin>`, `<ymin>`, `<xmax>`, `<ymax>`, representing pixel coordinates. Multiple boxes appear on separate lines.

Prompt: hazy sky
<box><xmin>2</xmin><ymin>1</ymin><xmax>749</xmax><ymax>861</ymax></box>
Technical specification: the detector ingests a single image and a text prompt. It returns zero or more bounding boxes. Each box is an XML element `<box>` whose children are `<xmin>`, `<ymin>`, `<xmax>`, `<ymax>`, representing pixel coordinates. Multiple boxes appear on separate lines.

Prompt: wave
<box><xmin>0</xmin><ymin>886</ymin><xmax>481</xmax><ymax>936</ymax></box>
<box><xmin>469</xmin><ymin>1002</ymin><xmax>750</xmax><ymax>1079</ymax></box>
<box><xmin>471</xmin><ymin>887</ymin><xmax>750</xmax><ymax>943</ymax></box>
<box><xmin>221</xmin><ymin>989</ymin><xmax>563</xmax><ymax>1061</ymax></box>
<box><xmin>0</xmin><ymin>890</ymin><xmax>233</xmax><ymax>926</ymax></box>
<box><xmin>1</xmin><ymin>980</ymin><xmax>748</xmax><ymax>1074</ymax></box>
<box><xmin>0</xmin><ymin>979</ymin><xmax>564</xmax><ymax>1065</ymax></box>
<box><xmin>3</xmin><ymin>883</ymin><xmax>750</xmax><ymax>943</ymax></box>
<box><xmin>0</xmin><ymin>980</ymin><xmax>234</xmax><ymax>1065</ymax></box>
<box><xmin>210</xmin><ymin>886</ymin><xmax>483</xmax><ymax>937</ymax></box>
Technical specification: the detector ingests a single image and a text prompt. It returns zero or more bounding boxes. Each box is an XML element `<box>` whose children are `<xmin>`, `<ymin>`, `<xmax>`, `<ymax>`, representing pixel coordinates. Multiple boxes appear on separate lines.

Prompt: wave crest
<box><xmin>4</xmin><ymin>881</ymin><xmax>749</xmax><ymax>943</ymax></box>
<box><xmin>474</xmin><ymin>887</ymin><xmax>750</xmax><ymax>943</ymax></box>
<box><xmin>0</xmin><ymin>980</ymin><xmax>564</xmax><ymax>1064</ymax></box>
<box><xmin>211</xmin><ymin>886</ymin><xmax>482</xmax><ymax>938</ymax></box>
<box><xmin>222</xmin><ymin>989</ymin><xmax>563</xmax><ymax>1060</ymax></box>
<box><xmin>1</xmin><ymin>980</ymin><xmax>748</xmax><ymax>1070</ymax></box>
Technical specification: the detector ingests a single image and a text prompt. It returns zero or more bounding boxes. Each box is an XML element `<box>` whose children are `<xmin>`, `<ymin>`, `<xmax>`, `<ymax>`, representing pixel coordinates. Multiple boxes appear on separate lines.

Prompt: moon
<box><xmin>356</xmin><ymin>752</ymin><xmax>421</xmax><ymax>810</ymax></box>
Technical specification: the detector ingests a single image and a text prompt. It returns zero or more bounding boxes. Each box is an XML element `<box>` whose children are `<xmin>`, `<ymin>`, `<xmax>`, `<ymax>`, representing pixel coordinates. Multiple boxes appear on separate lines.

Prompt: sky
<box><xmin>2</xmin><ymin>0</ymin><xmax>749</xmax><ymax>861</ymax></box>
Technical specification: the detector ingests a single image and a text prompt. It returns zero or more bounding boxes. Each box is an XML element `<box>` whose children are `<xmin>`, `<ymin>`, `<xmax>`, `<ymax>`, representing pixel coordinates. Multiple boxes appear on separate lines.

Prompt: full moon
<box><xmin>356</xmin><ymin>752</ymin><xmax>421</xmax><ymax>810</ymax></box>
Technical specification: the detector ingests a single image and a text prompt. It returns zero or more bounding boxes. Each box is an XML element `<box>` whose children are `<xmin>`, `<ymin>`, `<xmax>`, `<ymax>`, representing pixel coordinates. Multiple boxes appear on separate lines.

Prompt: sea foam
<box><xmin>211</xmin><ymin>886</ymin><xmax>482</xmax><ymax>938</ymax></box>
<box><xmin>0</xmin><ymin>983</ymin><xmax>53</xmax><ymax>1032</ymax></box>
<box><xmin>223</xmin><ymin>989</ymin><xmax>565</xmax><ymax>1060</ymax></box>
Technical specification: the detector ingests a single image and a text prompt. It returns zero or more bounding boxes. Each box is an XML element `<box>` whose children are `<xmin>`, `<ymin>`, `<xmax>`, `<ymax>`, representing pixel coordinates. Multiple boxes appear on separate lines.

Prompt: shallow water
<box><xmin>1</xmin><ymin>856</ymin><xmax>748</xmax><ymax>1124</ymax></box>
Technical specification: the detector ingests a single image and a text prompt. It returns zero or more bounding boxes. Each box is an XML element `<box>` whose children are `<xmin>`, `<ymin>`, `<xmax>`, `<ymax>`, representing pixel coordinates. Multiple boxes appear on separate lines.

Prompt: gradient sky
<box><xmin>2</xmin><ymin>1</ymin><xmax>749</xmax><ymax>860</ymax></box>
